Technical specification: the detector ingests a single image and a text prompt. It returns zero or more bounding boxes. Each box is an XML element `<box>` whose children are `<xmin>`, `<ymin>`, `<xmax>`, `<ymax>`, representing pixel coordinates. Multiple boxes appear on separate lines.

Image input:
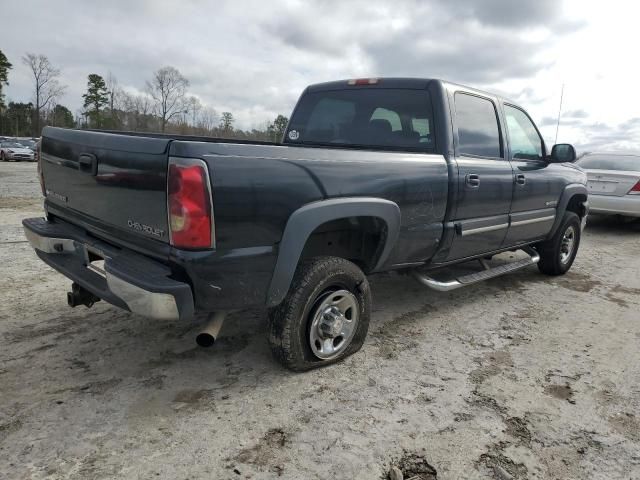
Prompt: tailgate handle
<box><xmin>78</xmin><ymin>154</ymin><xmax>98</xmax><ymax>176</ymax></box>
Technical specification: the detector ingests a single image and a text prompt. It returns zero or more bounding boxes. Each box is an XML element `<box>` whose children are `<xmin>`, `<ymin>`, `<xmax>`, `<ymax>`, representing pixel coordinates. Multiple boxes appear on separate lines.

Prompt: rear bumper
<box><xmin>23</xmin><ymin>217</ymin><xmax>194</xmax><ymax>321</ymax></box>
<box><xmin>588</xmin><ymin>195</ymin><xmax>640</xmax><ymax>217</ymax></box>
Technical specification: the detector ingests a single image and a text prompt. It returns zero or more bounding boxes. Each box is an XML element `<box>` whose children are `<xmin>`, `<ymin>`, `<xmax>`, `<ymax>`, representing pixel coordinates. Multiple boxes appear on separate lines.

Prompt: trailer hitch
<box><xmin>67</xmin><ymin>282</ymin><xmax>101</xmax><ymax>308</ymax></box>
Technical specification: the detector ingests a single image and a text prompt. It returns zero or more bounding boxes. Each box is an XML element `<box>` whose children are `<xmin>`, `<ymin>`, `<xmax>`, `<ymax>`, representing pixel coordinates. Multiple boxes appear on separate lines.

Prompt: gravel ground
<box><xmin>1</xmin><ymin>162</ymin><xmax>639</xmax><ymax>480</ymax></box>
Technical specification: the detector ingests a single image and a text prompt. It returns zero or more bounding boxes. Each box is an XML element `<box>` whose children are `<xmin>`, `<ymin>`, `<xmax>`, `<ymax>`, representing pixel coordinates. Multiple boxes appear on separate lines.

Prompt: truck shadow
<box><xmin>585</xmin><ymin>214</ymin><xmax>640</xmax><ymax>235</ymax></box>
<box><xmin>11</xmin><ymin>267</ymin><xmax>535</xmax><ymax>386</ymax></box>
<box><xmin>0</xmin><ymin>276</ymin><xmax>460</xmax><ymax>378</ymax></box>
<box><xmin>6</xmin><ymin>244</ymin><xmax>597</xmax><ymax>419</ymax></box>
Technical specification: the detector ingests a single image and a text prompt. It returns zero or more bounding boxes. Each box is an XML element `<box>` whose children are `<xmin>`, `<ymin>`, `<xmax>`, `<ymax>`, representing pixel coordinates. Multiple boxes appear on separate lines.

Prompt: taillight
<box><xmin>37</xmin><ymin>141</ymin><xmax>45</xmax><ymax>196</ymax></box>
<box><xmin>167</xmin><ymin>158</ymin><xmax>214</xmax><ymax>249</ymax></box>
<box><xmin>628</xmin><ymin>180</ymin><xmax>640</xmax><ymax>195</ymax></box>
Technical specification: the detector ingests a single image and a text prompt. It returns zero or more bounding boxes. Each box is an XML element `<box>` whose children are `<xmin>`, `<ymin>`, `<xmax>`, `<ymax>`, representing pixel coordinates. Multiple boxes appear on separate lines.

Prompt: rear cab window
<box><xmin>285</xmin><ymin>88</ymin><xmax>435</xmax><ymax>152</ymax></box>
<box><xmin>454</xmin><ymin>92</ymin><xmax>502</xmax><ymax>158</ymax></box>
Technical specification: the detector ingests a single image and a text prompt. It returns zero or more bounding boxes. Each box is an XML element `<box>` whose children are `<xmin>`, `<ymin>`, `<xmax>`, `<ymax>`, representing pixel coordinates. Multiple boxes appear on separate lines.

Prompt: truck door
<box><xmin>502</xmin><ymin>104</ymin><xmax>561</xmax><ymax>245</ymax></box>
<box><xmin>445</xmin><ymin>91</ymin><xmax>514</xmax><ymax>260</ymax></box>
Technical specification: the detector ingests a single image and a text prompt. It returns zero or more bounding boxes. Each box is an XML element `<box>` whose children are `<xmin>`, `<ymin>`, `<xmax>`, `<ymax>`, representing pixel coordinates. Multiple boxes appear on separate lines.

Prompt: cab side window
<box><xmin>454</xmin><ymin>93</ymin><xmax>502</xmax><ymax>158</ymax></box>
<box><xmin>504</xmin><ymin>105</ymin><xmax>544</xmax><ymax>161</ymax></box>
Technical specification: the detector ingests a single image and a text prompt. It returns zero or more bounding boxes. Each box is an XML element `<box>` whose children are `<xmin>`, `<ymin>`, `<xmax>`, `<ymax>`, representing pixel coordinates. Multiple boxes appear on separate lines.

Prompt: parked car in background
<box><xmin>0</xmin><ymin>140</ymin><xmax>36</xmax><ymax>162</ymax></box>
<box><xmin>578</xmin><ymin>153</ymin><xmax>640</xmax><ymax>218</ymax></box>
<box><xmin>16</xmin><ymin>138</ymin><xmax>38</xmax><ymax>153</ymax></box>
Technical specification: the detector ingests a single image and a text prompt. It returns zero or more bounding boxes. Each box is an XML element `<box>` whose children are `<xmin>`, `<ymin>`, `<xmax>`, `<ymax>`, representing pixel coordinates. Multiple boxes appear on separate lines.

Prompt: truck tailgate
<box><xmin>41</xmin><ymin>127</ymin><xmax>171</xmax><ymax>245</ymax></box>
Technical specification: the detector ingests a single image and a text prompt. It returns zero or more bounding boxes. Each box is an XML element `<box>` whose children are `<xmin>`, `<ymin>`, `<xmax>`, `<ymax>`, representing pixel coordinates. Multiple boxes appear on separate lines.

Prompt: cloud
<box><xmin>564</xmin><ymin>117</ymin><xmax>640</xmax><ymax>153</ymax></box>
<box><xmin>450</xmin><ymin>0</ymin><xmax>581</xmax><ymax>29</ymax></box>
<box><xmin>262</xmin><ymin>0</ymin><xmax>577</xmax><ymax>85</ymax></box>
<box><xmin>2</xmin><ymin>0</ymin><xmax>579</xmax><ymax>126</ymax></box>
<box><xmin>3</xmin><ymin>0</ymin><xmax>637</xmax><ymax>156</ymax></box>
<box><xmin>562</xmin><ymin>109</ymin><xmax>589</xmax><ymax>119</ymax></box>
<box><xmin>540</xmin><ymin>116</ymin><xmax>559</xmax><ymax>127</ymax></box>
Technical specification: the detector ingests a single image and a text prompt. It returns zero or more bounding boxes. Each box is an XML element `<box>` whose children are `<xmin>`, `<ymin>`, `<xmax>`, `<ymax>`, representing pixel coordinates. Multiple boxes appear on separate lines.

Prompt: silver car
<box><xmin>0</xmin><ymin>141</ymin><xmax>36</xmax><ymax>162</ymax></box>
<box><xmin>577</xmin><ymin>153</ymin><xmax>640</xmax><ymax>218</ymax></box>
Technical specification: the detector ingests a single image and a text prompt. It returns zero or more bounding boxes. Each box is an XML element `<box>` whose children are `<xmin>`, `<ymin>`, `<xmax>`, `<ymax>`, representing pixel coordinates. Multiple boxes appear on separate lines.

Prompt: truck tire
<box><xmin>536</xmin><ymin>211</ymin><xmax>581</xmax><ymax>276</ymax></box>
<box><xmin>268</xmin><ymin>256</ymin><xmax>371</xmax><ymax>371</ymax></box>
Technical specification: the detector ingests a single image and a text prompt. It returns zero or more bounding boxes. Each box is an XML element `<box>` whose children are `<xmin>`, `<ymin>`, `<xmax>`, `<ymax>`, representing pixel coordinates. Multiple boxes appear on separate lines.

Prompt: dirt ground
<box><xmin>1</xmin><ymin>162</ymin><xmax>639</xmax><ymax>480</ymax></box>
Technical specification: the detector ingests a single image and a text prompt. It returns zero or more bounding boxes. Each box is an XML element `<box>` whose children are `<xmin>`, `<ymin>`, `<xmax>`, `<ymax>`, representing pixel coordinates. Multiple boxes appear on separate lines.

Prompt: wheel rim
<box><xmin>309</xmin><ymin>289</ymin><xmax>359</xmax><ymax>360</ymax></box>
<box><xmin>559</xmin><ymin>225</ymin><xmax>576</xmax><ymax>264</ymax></box>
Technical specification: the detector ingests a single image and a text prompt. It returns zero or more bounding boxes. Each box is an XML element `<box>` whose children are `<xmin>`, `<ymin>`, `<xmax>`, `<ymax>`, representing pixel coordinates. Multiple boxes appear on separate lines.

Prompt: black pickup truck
<box><xmin>23</xmin><ymin>78</ymin><xmax>588</xmax><ymax>370</ymax></box>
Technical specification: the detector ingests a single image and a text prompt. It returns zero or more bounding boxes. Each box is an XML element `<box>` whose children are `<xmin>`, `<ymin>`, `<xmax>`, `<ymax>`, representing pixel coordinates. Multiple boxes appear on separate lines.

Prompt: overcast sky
<box><xmin>3</xmin><ymin>0</ymin><xmax>639</xmax><ymax>152</ymax></box>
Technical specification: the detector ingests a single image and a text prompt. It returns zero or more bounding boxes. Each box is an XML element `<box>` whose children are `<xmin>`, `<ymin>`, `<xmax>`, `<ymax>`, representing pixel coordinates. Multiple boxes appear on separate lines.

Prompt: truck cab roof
<box><xmin>305</xmin><ymin>77</ymin><xmax>514</xmax><ymax>104</ymax></box>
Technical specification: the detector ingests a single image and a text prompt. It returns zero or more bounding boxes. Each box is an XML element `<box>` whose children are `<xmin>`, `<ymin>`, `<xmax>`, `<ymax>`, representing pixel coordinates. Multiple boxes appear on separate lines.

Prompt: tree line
<box><xmin>0</xmin><ymin>49</ymin><xmax>289</xmax><ymax>142</ymax></box>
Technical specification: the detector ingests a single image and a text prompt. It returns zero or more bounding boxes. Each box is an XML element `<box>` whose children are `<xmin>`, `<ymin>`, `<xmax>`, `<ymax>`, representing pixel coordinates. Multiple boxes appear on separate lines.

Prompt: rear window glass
<box><xmin>455</xmin><ymin>93</ymin><xmax>502</xmax><ymax>158</ymax></box>
<box><xmin>578</xmin><ymin>155</ymin><xmax>640</xmax><ymax>171</ymax></box>
<box><xmin>286</xmin><ymin>88</ymin><xmax>435</xmax><ymax>152</ymax></box>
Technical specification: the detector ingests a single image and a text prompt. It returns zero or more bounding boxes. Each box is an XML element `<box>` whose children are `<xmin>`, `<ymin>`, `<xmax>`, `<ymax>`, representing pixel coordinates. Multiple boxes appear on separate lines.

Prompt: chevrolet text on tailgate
<box><xmin>24</xmin><ymin>78</ymin><xmax>588</xmax><ymax>371</ymax></box>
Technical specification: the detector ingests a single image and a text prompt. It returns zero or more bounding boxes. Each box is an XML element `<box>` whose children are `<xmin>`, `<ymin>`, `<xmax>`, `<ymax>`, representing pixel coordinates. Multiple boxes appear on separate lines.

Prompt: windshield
<box><xmin>2</xmin><ymin>142</ymin><xmax>24</xmax><ymax>148</ymax></box>
<box><xmin>18</xmin><ymin>140</ymin><xmax>35</xmax><ymax>148</ymax></box>
<box><xmin>286</xmin><ymin>88</ymin><xmax>435</xmax><ymax>152</ymax></box>
<box><xmin>578</xmin><ymin>154</ymin><xmax>640</xmax><ymax>171</ymax></box>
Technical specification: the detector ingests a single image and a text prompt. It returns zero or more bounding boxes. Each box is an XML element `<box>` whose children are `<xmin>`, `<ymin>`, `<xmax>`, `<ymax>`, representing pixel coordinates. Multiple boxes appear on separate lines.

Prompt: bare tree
<box><xmin>22</xmin><ymin>53</ymin><xmax>66</xmax><ymax>136</ymax></box>
<box><xmin>106</xmin><ymin>72</ymin><xmax>118</xmax><ymax>112</ymax></box>
<box><xmin>145</xmin><ymin>66</ymin><xmax>189</xmax><ymax>132</ymax></box>
<box><xmin>198</xmin><ymin>106</ymin><xmax>218</xmax><ymax>134</ymax></box>
<box><xmin>187</xmin><ymin>95</ymin><xmax>202</xmax><ymax>128</ymax></box>
<box><xmin>121</xmin><ymin>91</ymin><xmax>153</xmax><ymax>131</ymax></box>
<box><xmin>105</xmin><ymin>72</ymin><xmax>123</xmax><ymax>127</ymax></box>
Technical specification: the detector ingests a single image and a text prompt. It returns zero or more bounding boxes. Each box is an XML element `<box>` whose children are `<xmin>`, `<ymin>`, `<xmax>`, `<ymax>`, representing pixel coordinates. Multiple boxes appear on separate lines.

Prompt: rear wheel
<box><xmin>0</xmin><ymin>152</ymin><xmax>5</xmax><ymax>162</ymax></box>
<box><xmin>268</xmin><ymin>256</ymin><xmax>371</xmax><ymax>371</ymax></box>
<box><xmin>536</xmin><ymin>211</ymin><xmax>581</xmax><ymax>275</ymax></box>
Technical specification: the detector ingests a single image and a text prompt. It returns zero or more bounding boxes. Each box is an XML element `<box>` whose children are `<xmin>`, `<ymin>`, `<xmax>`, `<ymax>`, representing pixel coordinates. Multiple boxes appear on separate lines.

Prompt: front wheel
<box><xmin>0</xmin><ymin>152</ymin><xmax>5</xmax><ymax>162</ymax></box>
<box><xmin>536</xmin><ymin>211</ymin><xmax>581</xmax><ymax>275</ymax></box>
<box><xmin>268</xmin><ymin>256</ymin><xmax>371</xmax><ymax>371</ymax></box>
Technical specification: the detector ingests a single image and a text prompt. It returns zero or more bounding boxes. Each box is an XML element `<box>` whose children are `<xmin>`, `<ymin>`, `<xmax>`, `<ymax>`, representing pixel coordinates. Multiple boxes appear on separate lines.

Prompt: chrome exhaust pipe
<box><xmin>196</xmin><ymin>311</ymin><xmax>227</xmax><ymax>347</ymax></box>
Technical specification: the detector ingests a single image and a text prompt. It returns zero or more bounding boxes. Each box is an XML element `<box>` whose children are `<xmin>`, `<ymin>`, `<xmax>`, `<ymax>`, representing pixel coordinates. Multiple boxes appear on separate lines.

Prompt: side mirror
<box><xmin>550</xmin><ymin>143</ymin><xmax>576</xmax><ymax>163</ymax></box>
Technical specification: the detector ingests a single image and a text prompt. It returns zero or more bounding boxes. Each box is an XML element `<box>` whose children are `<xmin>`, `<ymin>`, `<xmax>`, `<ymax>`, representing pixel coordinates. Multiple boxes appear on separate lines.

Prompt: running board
<box><xmin>412</xmin><ymin>247</ymin><xmax>540</xmax><ymax>292</ymax></box>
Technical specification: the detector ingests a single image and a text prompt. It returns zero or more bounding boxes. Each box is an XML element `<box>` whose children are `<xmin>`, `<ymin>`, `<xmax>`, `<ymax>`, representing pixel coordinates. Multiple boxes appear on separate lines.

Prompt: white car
<box><xmin>577</xmin><ymin>153</ymin><xmax>640</xmax><ymax>218</ymax></box>
<box><xmin>0</xmin><ymin>141</ymin><xmax>36</xmax><ymax>162</ymax></box>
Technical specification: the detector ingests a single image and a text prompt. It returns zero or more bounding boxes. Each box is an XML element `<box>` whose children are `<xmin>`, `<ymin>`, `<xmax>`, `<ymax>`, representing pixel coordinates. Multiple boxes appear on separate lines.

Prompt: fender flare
<box><xmin>266</xmin><ymin>197</ymin><xmax>401</xmax><ymax>306</ymax></box>
<box><xmin>548</xmin><ymin>183</ymin><xmax>588</xmax><ymax>238</ymax></box>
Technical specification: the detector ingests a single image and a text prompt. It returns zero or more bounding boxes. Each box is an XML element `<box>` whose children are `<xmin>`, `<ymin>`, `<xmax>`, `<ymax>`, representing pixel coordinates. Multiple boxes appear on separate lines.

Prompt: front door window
<box><xmin>504</xmin><ymin>105</ymin><xmax>544</xmax><ymax>161</ymax></box>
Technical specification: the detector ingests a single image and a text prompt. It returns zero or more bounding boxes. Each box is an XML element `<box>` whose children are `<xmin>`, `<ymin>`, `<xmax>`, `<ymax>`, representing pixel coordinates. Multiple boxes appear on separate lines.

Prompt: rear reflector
<box><xmin>628</xmin><ymin>180</ymin><xmax>640</xmax><ymax>195</ymax></box>
<box><xmin>347</xmin><ymin>78</ymin><xmax>379</xmax><ymax>85</ymax></box>
<box><xmin>167</xmin><ymin>158</ymin><xmax>214</xmax><ymax>249</ymax></box>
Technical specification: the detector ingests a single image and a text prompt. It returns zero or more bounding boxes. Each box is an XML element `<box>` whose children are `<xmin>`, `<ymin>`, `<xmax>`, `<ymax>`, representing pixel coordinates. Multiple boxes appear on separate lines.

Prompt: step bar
<box><xmin>412</xmin><ymin>247</ymin><xmax>540</xmax><ymax>292</ymax></box>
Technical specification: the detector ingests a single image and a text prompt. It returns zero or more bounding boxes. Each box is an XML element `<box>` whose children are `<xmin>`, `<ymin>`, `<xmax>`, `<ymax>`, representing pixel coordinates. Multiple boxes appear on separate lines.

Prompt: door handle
<box><xmin>465</xmin><ymin>174</ymin><xmax>480</xmax><ymax>187</ymax></box>
<box><xmin>515</xmin><ymin>174</ymin><xmax>526</xmax><ymax>185</ymax></box>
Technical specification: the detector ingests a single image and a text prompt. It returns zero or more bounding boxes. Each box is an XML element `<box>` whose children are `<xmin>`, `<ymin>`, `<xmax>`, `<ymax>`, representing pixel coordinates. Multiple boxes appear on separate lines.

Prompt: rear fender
<box><xmin>266</xmin><ymin>197</ymin><xmax>401</xmax><ymax>306</ymax></box>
